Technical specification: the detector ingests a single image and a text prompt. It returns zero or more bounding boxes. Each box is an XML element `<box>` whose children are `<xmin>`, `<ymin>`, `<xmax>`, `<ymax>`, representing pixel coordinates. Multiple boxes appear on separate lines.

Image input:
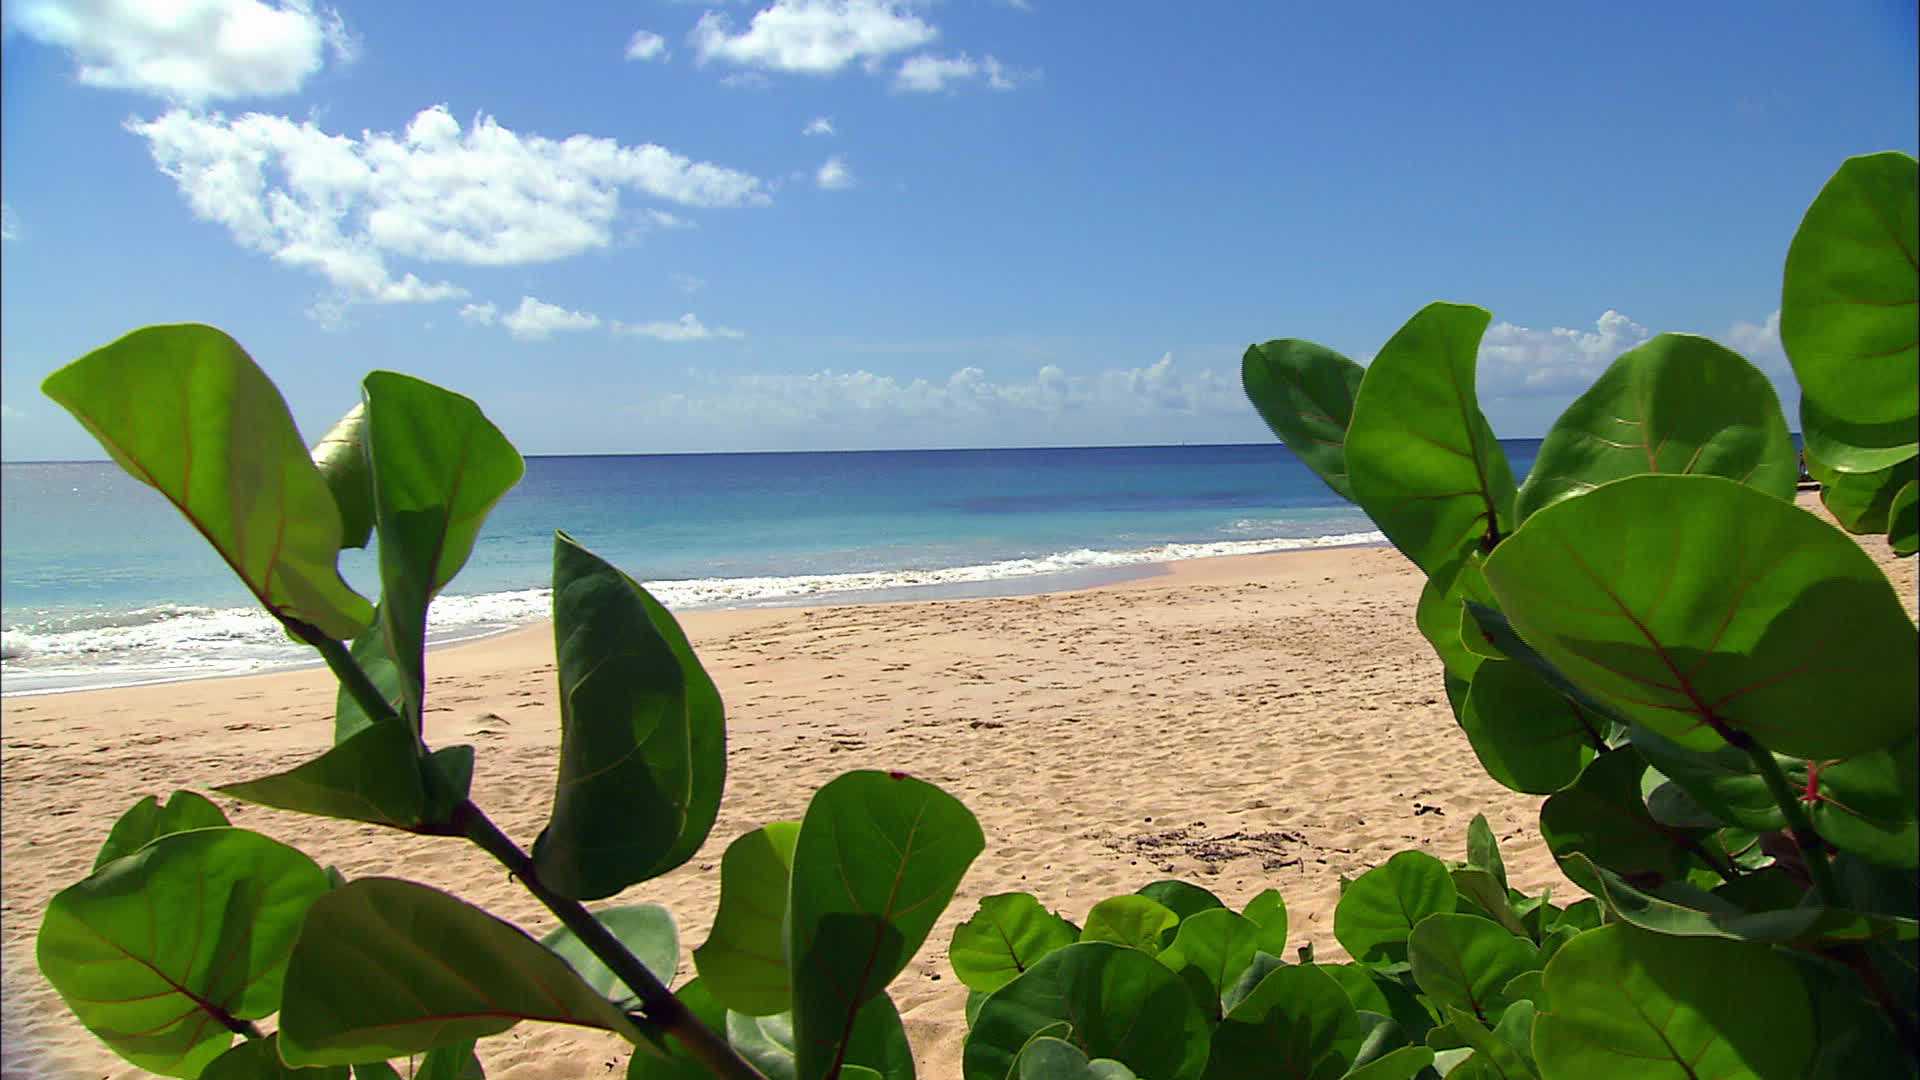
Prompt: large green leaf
<box><xmin>532</xmin><ymin>533</ymin><xmax>698</xmax><ymax>900</ymax></box>
<box><xmin>1534</xmin><ymin>924</ymin><xmax>1814</xmax><ymax>1079</ymax></box>
<box><xmin>278</xmin><ymin>878</ymin><xmax>643</xmax><ymax>1065</ymax></box>
<box><xmin>1079</xmin><ymin>896</ymin><xmax>1179</xmax><ymax>955</ymax></box>
<box><xmin>361</xmin><ymin>371</ymin><xmax>523</xmax><ymax>724</ymax></box>
<box><xmin>1407</xmin><ymin>915</ymin><xmax>1539</xmax><ymax>1026</ymax></box>
<box><xmin>92</xmin><ymin>790</ymin><xmax>230</xmax><ymax>870</ymax></box>
<box><xmin>1157</xmin><ymin>908</ymin><xmax>1262</xmax><ymax>1003</ymax></box>
<box><xmin>1460</xmin><ymin>661</ymin><xmax>1603</xmax><ymax>795</ymax></box>
<box><xmin>1481</xmin><ymin>474</ymin><xmax>1919</xmax><ymax>759</ymax></box>
<box><xmin>41</xmin><ymin>324</ymin><xmax>372</xmax><ymax>640</ymax></box>
<box><xmin>1781</xmin><ymin>151</ymin><xmax>1918</xmax><ymax>468</ymax></box>
<box><xmin>948</xmin><ymin>892</ymin><xmax>1080</xmax><ymax>994</ymax></box>
<box><xmin>1345</xmin><ymin>302</ymin><xmax>1517</xmax><ymax>573</ymax></box>
<box><xmin>1439</xmin><ymin>1008</ymin><xmax>1537</xmax><ymax>1080</ymax></box>
<box><xmin>1515</xmin><ymin>334</ymin><xmax>1795</xmax><ymax>522</ymax></box>
<box><xmin>692</xmin><ymin>822</ymin><xmax>801</xmax><ymax>1015</ymax></box>
<box><xmin>627</xmin><ymin>979</ymin><xmax>726</xmax><ymax>1080</ymax></box>
<box><xmin>203</xmin><ymin>1035</ymin><xmax>349</xmax><ymax>1080</ymax></box>
<box><xmin>726</xmin><ymin>996</ymin><xmax>915</xmax><ymax>1080</ymax></box>
<box><xmin>627</xmin><ymin>565</ymin><xmax>728</xmax><ymax>874</ymax></box>
<box><xmin>788</xmin><ymin>771</ymin><xmax>983</xmax><ymax>1080</ymax></box>
<box><xmin>1806</xmin><ymin>451</ymin><xmax>1917</xmax><ymax>534</ymax></box>
<box><xmin>1135</xmin><ymin>879</ymin><xmax>1226</xmax><ymax>923</ymax></box>
<box><xmin>216</xmin><ymin>723</ymin><xmax>426</xmax><ymax>830</ymax></box>
<box><xmin>1241</xmin><ymin>888</ymin><xmax>1289</xmax><ymax>957</ymax></box>
<box><xmin>1242</xmin><ymin>339</ymin><xmax>1366</xmax><ymax>501</ymax></box>
<box><xmin>310</xmin><ymin>402</ymin><xmax>374</xmax><ymax>550</ymax></box>
<box><xmin>1891</xmin><ymin>479</ymin><xmax>1919</xmax><ymax>556</ymax></box>
<box><xmin>1540</xmin><ymin>748</ymin><xmax>1702</xmax><ymax>884</ymax></box>
<box><xmin>1466</xmin><ymin>815</ymin><xmax>1507</xmax><ymax>891</ymax></box>
<box><xmin>1557</xmin><ymin>853</ymin><xmax>1916</xmax><ymax>947</ymax></box>
<box><xmin>1417</xmin><ymin>550</ymin><xmax>1493</xmax><ymax>688</ymax></box>
<box><xmin>541</xmin><ymin>904</ymin><xmax>678</xmax><ymax>1010</ymax></box>
<box><xmin>37</xmin><ymin>828</ymin><xmax>330</xmax><ymax>1078</ymax></box>
<box><xmin>1342</xmin><ymin>1047</ymin><xmax>1437</xmax><ymax>1080</ymax></box>
<box><xmin>963</xmin><ymin>942</ymin><xmax>1210</xmax><ymax>1080</ymax></box>
<box><xmin>1793</xmin><ymin>951</ymin><xmax>1916</xmax><ymax>1080</ymax></box>
<box><xmin>331</xmin><ymin>608</ymin><xmax>407</xmax><ymax>743</ymax></box>
<box><xmin>1203</xmin><ymin>962</ymin><xmax>1364</xmax><ymax>1080</ymax></box>
<box><xmin>1462</xmin><ymin>602</ymin><xmax>1628</xmax><ymax>737</ymax></box>
<box><xmin>1014</xmin><ymin>1037</ymin><xmax>1139</xmax><ymax>1080</ymax></box>
<box><xmin>1334</xmin><ymin>851</ymin><xmax>1457</xmax><ymax>964</ymax></box>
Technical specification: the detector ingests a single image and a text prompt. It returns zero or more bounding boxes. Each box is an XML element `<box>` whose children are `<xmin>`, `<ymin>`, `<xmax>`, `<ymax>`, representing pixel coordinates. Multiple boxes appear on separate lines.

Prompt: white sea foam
<box><xmin>0</xmin><ymin>530</ymin><xmax>1383</xmax><ymax>695</ymax></box>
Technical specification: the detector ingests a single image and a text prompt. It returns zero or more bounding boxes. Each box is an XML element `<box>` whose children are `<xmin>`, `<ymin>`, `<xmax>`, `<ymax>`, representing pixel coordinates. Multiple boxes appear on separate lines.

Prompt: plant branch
<box><xmin>452</xmin><ymin>801</ymin><xmax>766</xmax><ymax>1080</ymax></box>
<box><xmin>287</xmin><ymin>619</ymin><xmax>401</xmax><ymax>728</ymax></box>
<box><xmin>1735</xmin><ymin>739</ymin><xmax>1841</xmax><ymax>907</ymax></box>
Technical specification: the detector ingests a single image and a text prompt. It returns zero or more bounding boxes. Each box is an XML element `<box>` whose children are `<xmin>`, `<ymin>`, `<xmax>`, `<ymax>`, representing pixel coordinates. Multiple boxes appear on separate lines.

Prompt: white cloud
<box><xmin>9</xmin><ymin>0</ymin><xmax>357</xmax><ymax>104</ymax></box>
<box><xmin>642</xmin><ymin>208</ymin><xmax>694</xmax><ymax>229</ymax></box>
<box><xmin>690</xmin><ymin>0</ymin><xmax>936</xmax><ymax>75</ymax></box>
<box><xmin>1476</xmin><ymin>309</ymin><xmax>1652</xmax><ymax>394</ymax></box>
<box><xmin>625</xmin><ymin>29</ymin><xmax>668</xmax><ymax>61</ymax></box>
<box><xmin>816</xmin><ymin>154</ymin><xmax>854</xmax><ymax>190</ymax></box>
<box><xmin>803</xmin><ymin>116</ymin><xmax>836</xmax><ymax>136</ymax></box>
<box><xmin>1</xmin><ymin>202</ymin><xmax>17</xmax><ymax>241</ymax></box>
<box><xmin>613</xmin><ymin>312</ymin><xmax>745</xmax><ymax>342</ymax></box>
<box><xmin>126</xmin><ymin>105</ymin><xmax>768</xmax><ymax>309</ymax></box>
<box><xmin>894</xmin><ymin>51</ymin><xmax>1030</xmax><ymax>92</ymax></box>
<box><xmin>458</xmin><ymin>301</ymin><xmax>497</xmax><ymax>325</ymax></box>
<box><xmin>500</xmin><ymin>296</ymin><xmax>600</xmax><ymax>340</ymax></box>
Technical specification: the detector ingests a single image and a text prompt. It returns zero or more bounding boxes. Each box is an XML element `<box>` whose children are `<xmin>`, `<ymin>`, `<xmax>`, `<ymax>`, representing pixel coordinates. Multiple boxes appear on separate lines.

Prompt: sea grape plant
<box><xmin>36</xmin><ymin>325</ymin><xmax>983</xmax><ymax>1079</ymax></box>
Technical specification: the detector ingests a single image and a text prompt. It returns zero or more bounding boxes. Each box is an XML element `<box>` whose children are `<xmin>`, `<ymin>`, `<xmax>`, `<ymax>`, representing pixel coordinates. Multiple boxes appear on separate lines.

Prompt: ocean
<box><xmin>1</xmin><ymin>441</ymin><xmax>1541</xmax><ymax>695</ymax></box>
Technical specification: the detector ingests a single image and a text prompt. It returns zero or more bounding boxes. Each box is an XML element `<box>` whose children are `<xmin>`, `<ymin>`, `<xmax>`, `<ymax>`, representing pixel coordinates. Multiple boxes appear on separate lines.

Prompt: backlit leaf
<box><xmin>1334</xmin><ymin>851</ymin><xmax>1457</xmax><ymax>964</ymax></box>
<box><xmin>963</xmin><ymin>942</ymin><xmax>1209</xmax><ymax>1080</ymax></box>
<box><xmin>692</xmin><ymin>822</ymin><xmax>801</xmax><ymax>1015</ymax></box>
<box><xmin>310</xmin><ymin>402</ymin><xmax>373</xmax><ymax>550</ymax></box>
<box><xmin>949</xmin><ymin>892</ymin><xmax>1079</xmax><ymax>994</ymax></box>
<box><xmin>1242</xmin><ymin>339</ymin><xmax>1366</xmax><ymax>501</ymax></box>
<box><xmin>1080</xmin><ymin>896</ymin><xmax>1179</xmax><ymax>955</ymax></box>
<box><xmin>1408</xmin><ymin>915</ymin><xmax>1539</xmax><ymax>1026</ymax></box>
<box><xmin>1460</xmin><ymin>661</ymin><xmax>1602</xmax><ymax>795</ymax></box>
<box><xmin>540</xmin><ymin>904</ymin><xmax>678</xmax><ymax>1010</ymax></box>
<box><xmin>92</xmin><ymin>790</ymin><xmax>229</xmax><ymax>870</ymax></box>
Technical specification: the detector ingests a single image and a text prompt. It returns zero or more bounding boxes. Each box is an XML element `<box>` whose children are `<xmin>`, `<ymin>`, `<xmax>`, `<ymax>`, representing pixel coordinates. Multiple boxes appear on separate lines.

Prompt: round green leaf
<box><xmin>1015</xmin><ymin>1036</ymin><xmax>1140</xmax><ymax>1080</ymax></box>
<box><xmin>1335</xmin><ymin>851</ymin><xmax>1458</xmax><ymax>964</ymax></box>
<box><xmin>1540</xmin><ymin>748</ymin><xmax>1701</xmax><ymax>883</ymax></box>
<box><xmin>949</xmin><ymin>892</ymin><xmax>1080</xmax><ymax>994</ymax></box>
<box><xmin>1481</xmin><ymin>474</ymin><xmax>1919</xmax><ymax>759</ymax></box>
<box><xmin>1408</xmin><ymin>915</ymin><xmax>1539</xmax><ymax>1025</ymax></box>
<box><xmin>728</xmin><ymin>994</ymin><xmax>913</xmax><ymax>1080</ymax></box>
<box><xmin>1534</xmin><ymin>924</ymin><xmax>1814</xmax><ymax>1079</ymax></box>
<box><xmin>1242</xmin><ymin>339</ymin><xmax>1366</xmax><ymax>501</ymax></box>
<box><xmin>1461</xmin><ymin>661</ymin><xmax>1602</xmax><ymax>795</ymax></box>
<box><xmin>1346</xmin><ymin>302</ymin><xmax>1518</xmax><ymax>573</ymax></box>
<box><xmin>37</xmin><ymin>828</ymin><xmax>330</xmax><ymax>1078</ymax></box>
<box><xmin>628</xmin><ymin>979</ymin><xmax>726</xmax><ymax>1080</ymax></box>
<box><xmin>1418</xmin><ymin>550</ymin><xmax>1493</xmax><ymax>688</ymax></box>
<box><xmin>788</xmin><ymin>771</ymin><xmax>982</xmax><ymax>1080</ymax></box>
<box><xmin>1890</xmin><ymin>479</ymin><xmax>1919</xmax><ymax>556</ymax></box>
<box><xmin>1806</xmin><ymin>451</ymin><xmax>1916</xmax><ymax>535</ymax></box>
<box><xmin>693</xmin><ymin>821</ymin><xmax>801</xmax><ymax>1015</ymax></box>
<box><xmin>1158</xmin><ymin>908</ymin><xmax>1262</xmax><ymax>1001</ymax></box>
<box><xmin>1515</xmin><ymin>334</ymin><xmax>1795</xmax><ymax>522</ymax></box>
<box><xmin>540</xmin><ymin>903</ymin><xmax>678</xmax><ymax>1009</ymax></box>
<box><xmin>1342</xmin><ymin>1046</ymin><xmax>1438</xmax><ymax>1080</ymax></box>
<box><xmin>92</xmin><ymin>790</ymin><xmax>230</xmax><ymax>871</ymax></box>
<box><xmin>310</xmin><ymin>402</ymin><xmax>373</xmax><ymax>550</ymax></box>
<box><xmin>203</xmin><ymin>1035</ymin><xmax>348</xmax><ymax>1080</ymax></box>
<box><xmin>278</xmin><ymin>878</ymin><xmax>643</xmax><ymax>1066</ymax></box>
<box><xmin>40</xmin><ymin>324</ymin><xmax>372</xmax><ymax>639</ymax></box>
<box><xmin>1781</xmin><ymin>152</ymin><xmax>1918</xmax><ymax>435</ymax></box>
<box><xmin>1241</xmin><ymin>888</ymin><xmax>1289</xmax><ymax>957</ymax></box>
<box><xmin>1205</xmin><ymin>961</ymin><xmax>1364</xmax><ymax>1080</ymax></box>
<box><xmin>963</xmin><ymin>942</ymin><xmax>1210</xmax><ymax>1080</ymax></box>
<box><xmin>1134</xmin><ymin>879</ymin><xmax>1225</xmax><ymax>922</ymax></box>
<box><xmin>215</xmin><ymin>722</ymin><xmax>427</xmax><ymax>830</ymax></box>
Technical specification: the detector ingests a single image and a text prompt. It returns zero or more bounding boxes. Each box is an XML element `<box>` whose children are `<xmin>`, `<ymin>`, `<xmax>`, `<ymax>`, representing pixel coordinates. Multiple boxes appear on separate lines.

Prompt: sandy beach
<box><xmin>4</xmin><ymin>493</ymin><xmax>1913</xmax><ymax>1080</ymax></box>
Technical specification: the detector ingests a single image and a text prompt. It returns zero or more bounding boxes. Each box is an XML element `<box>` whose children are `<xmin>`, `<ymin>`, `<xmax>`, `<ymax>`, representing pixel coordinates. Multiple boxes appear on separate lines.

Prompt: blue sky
<box><xmin>2</xmin><ymin>1</ymin><xmax>1915</xmax><ymax>460</ymax></box>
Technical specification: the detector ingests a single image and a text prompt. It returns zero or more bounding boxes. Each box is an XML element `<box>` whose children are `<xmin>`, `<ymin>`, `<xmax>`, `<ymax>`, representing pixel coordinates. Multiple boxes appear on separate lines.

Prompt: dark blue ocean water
<box><xmin>1</xmin><ymin>441</ymin><xmax>1540</xmax><ymax>693</ymax></box>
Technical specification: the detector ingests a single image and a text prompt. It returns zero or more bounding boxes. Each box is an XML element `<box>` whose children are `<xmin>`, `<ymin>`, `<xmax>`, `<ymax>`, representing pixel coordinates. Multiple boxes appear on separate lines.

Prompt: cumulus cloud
<box><xmin>613</xmin><ymin>313</ymin><xmax>745</xmax><ymax>341</ymax></box>
<box><xmin>1476</xmin><ymin>310</ymin><xmax>1653</xmax><ymax>394</ymax></box>
<box><xmin>894</xmin><ymin>51</ymin><xmax>1030</xmax><ymax>92</ymax></box>
<box><xmin>125</xmin><ymin>105</ymin><xmax>768</xmax><ymax>310</ymax></box>
<box><xmin>458</xmin><ymin>301</ymin><xmax>497</xmax><ymax>325</ymax></box>
<box><xmin>689</xmin><ymin>0</ymin><xmax>936</xmax><ymax>74</ymax></box>
<box><xmin>816</xmin><ymin>155</ymin><xmax>854</xmax><ymax>190</ymax></box>
<box><xmin>802</xmin><ymin>116</ymin><xmax>836</xmax><ymax>136</ymax></box>
<box><xmin>9</xmin><ymin>0</ymin><xmax>357</xmax><ymax>104</ymax></box>
<box><xmin>499</xmin><ymin>296</ymin><xmax>600</xmax><ymax>340</ymax></box>
<box><xmin>625</xmin><ymin>29</ymin><xmax>667</xmax><ymax>61</ymax></box>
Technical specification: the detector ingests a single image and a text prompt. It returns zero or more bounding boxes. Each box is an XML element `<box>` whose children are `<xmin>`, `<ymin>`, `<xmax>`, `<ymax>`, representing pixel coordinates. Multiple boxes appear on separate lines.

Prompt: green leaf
<box><xmin>1158</xmin><ymin>908</ymin><xmax>1261</xmax><ymax>1002</ymax></box>
<box><xmin>1460</xmin><ymin>661</ymin><xmax>1602</xmax><ymax>795</ymax></box>
<box><xmin>1341</xmin><ymin>1046</ymin><xmax>1437</xmax><ymax>1080</ymax></box>
<box><xmin>1501</xmin><ymin>971</ymin><xmax>1543</xmax><ymax>1008</ymax></box>
<box><xmin>1806</xmin><ymin>451</ymin><xmax>1917</xmax><ymax>534</ymax></box>
<box><xmin>1792</xmin><ymin>952</ymin><xmax>1916</xmax><ymax>1080</ymax></box>
<box><xmin>1782</xmin><ymin>151</ymin><xmax>1918</xmax><ymax>467</ymax></box>
<box><xmin>361</xmin><ymin>371</ymin><xmax>523</xmax><ymax>725</ymax></box>
<box><xmin>41</xmin><ymin>324</ymin><xmax>372</xmax><ymax>640</ymax></box>
<box><xmin>1079</xmin><ymin>896</ymin><xmax>1180</xmax><ymax>955</ymax></box>
<box><xmin>1462</xmin><ymin>602</ymin><xmax>1627</xmax><ymax>736</ymax></box>
<box><xmin>540</xmin><ymin>904</ymin><xmax>678</xmax><ymax>1010</ymax></box>
<box><xmin>93</xmin><ymin>790</ymin><xmax>230</xmax><ymax>870</ymax></box>
<box><xmin>1242</xmin><ymin>339</ymin><xmax>1366</xmax><ymax>501</ymax></box>
<box><xmin>1440</xmin><ymin>1008</ymin><xmax>1537</xmax><ymax>1080</ymax></box>
<box><xmin>1321</xmin><ymin>964</ymin><xmax>1433</xmax><ymax>1045</ymax></box>
<box><xmin>1465</xmin><ymin>815</ymin><xmax>1506</xmax><ymax>891</ymax></box>
<box><xmin>1345</xmin><ymin>302</ymin><xmax>1517</xmax><ymax>573</ymax></box>
<box><xmin>1557</xmin><ymin>853</ymin><xmax>1916</xmax><ymax>946</ymax></box>
<box><xmin>310</xmin><ymin>402</ymin><xmax>373</xmax><ymax>550</ymax></box>
<box><xmin>693</xmin><ymin>821</ymin><xmax>801</xmax><ymax>1014</ymax></box>
<box><xmin>728</xmin><ymin>995</ymin><xmax>914</xmax><ymax>1080</ymax></box>
<box><xmin>788</xmin><ymin>771</ymin><xmax>982</xmax><ymax>1080</ymax></box>
<box><xmin>626</xmin><ymin>566</ymin><xmax>728</xmax><ymax>875</ymax></box>
<box><xmin>1204</xmin><ymin>961</ymin><xmax>1364</xmax><ymax>1080</ymax></box>
<box><xmin>278</xmin><ymin>878</ymin><xmax>643</xmax><ymax>1066</ymax></box>
<box><xmin>1135</xmin><ymin>879</ymin><xmax>1226</xmax><ymax>922</ymax></box>
<box><xmin>1627</xmin><ymin>725</ymin><xmax>1784</xmax><ymax>831</ymax></box>
<box><xmin>414</xmin><ymin>1043</ymin><xmax>485</xmax><ymax>1080</ymax></box>
<box><xmin>37</xmin><ymin>828</ymin><xmax>330</xmax><ymax>1078</ymax></box>
<box><xmin>1481</xmin><ymin>474</ymin><xmax>1919</xmax><ymax>759</ymax></box>
<box><xmin>1891</xmin><ymin>480</ymin><xmax>1919</xmax><ymax>556</ymax></box>
<box><xmin>215</xmin><ymin>723</ymin><xmax>427</xmax><ymax>830</ymax></box>
<box><xmin>1534</xmin><ymin>924</ymin><xmax>1814</xmax><ymax>1079</ymax></box>
<box><xmin>627</xmin><ymin>979</ymin><xmax>725</xmax><ymax>1080</ymax></box>
<box><xmin>1014</xmin><ymin>1036</ymin><xmax>1140</xmax><ymax>1080</ymax></box>
<box><xmin>963</xmin><ymin>942</ymin><xmax>1210</xmax><ymax>1080</ymax></box>
<box><xmin>1451</xmin><ymin>869</ymin><xmax>1529</xmax><ymax>939</ymax></box>
<box><xmin>1334</xmin><ymin>851</ymin><xmax>1458</xmax><ymax>964</ymax></box>
<box><xmin>1408</xmin><ymin>915</ymin><xmax>1539</xmax><ymax>1026</ymax></box>
<box><xmin>949</xmin><ymin>892</ymin><xmax>1079</xmax><ymax>994</ymax></box>
<box><xmin>1540</xmin><ymin>748</ymin><xmax>1701</xmax><ymax>883</ymax></box>
<box><xmin>1514</xmin><ymin>334</ymin><xmax>1795</xmax><ymax>522</ymax></box>
<box><xmin>533</xmin><ymin>532</ymin><xmax>698</xmax><ymax>901</ymax></box>
<box><xmin>204</xmin><ymin>1036</ymin><xmax>349</xmax><ymax>1080</ymax></box>
<box><xmin>1417</xmin><ymin>550</ymin><xmax>1493</xmax><ymax>687</ymax></box>
<box><xmin>331</xmin><ymin>610</ymin><xmax>407</xmax><ymax>743</ymax></box>
<box><xmin>1241</xmin><ymin>888</ymin><xmax>1289</xmax><ymax>957</ymax></box>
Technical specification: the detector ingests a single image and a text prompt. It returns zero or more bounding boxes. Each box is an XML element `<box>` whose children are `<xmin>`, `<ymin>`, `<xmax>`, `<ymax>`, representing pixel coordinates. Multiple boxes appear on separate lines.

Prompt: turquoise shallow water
<box><xmin>0</xmin><ymin>441</ymin><xmax>1540</xmax><ymax>693</ymax></box>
